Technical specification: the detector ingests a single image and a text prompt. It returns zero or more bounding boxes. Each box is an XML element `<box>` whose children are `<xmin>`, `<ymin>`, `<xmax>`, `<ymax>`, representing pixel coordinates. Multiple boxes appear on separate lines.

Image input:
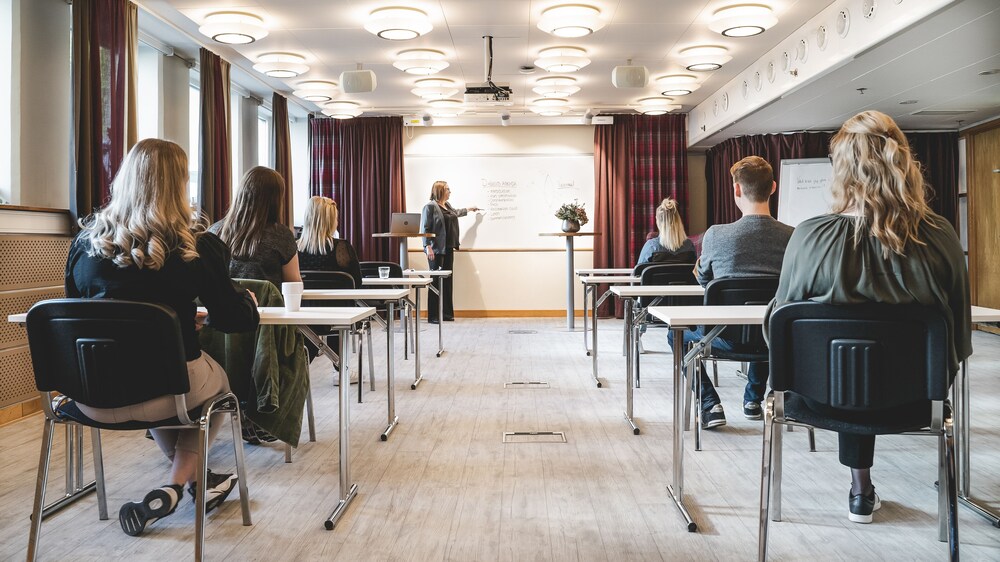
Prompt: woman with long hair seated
<box><xmin>66</xmin><ymin>139</ymin><xmax>259</xmax><ymax>536</ymax></box>
<box><xmin>635</xmin><ymin>197</ymin><xmax>696</xmax><ymax>266</ymax></box>
<box><xmin>210</xmin><ymin>166</ymin><xmax>302</xmax><ymax>289</ymax></box>
<box><xmin>297</xmin><ymin>196</ymin><xmax>362</xmax><ymax>288</ymax></box>
<box><xmin>769</xmin><ymin>110</ymin><xmax>971</xmax><ymax>524</ymax></box>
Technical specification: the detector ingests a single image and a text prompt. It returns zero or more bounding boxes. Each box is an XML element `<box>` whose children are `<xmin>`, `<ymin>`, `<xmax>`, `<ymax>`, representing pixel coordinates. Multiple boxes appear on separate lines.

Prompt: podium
<box><xmin>372</xmin><ymin>232</ymin><xmax>435</xmax><ymax>270</ymax></box>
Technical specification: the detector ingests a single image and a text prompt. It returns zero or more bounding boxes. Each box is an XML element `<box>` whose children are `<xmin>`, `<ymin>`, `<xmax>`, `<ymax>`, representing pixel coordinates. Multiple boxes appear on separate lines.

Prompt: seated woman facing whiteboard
<box><xmin>420</xmin><ymin>180</ymin><xmax>479</xmax><ymax>323</ymax></box>
<box><xmin>635</xmin><ymin>198</ymin><xmax>696</xmax><ymax>266</ymax></box>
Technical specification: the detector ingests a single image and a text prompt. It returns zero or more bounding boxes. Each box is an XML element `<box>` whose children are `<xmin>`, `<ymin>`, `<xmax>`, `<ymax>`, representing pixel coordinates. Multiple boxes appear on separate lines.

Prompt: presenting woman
<box><xmin>66</xmin><ymin>139</ymin><xmax>259</xmax><ymax>536</ymax></box>
<box><xmin>768</xmin><ymin>110</ymin><xmax>971</xmax><ymax>524</ymax></box>
<box><xmin>635</xmin><ymin>198</ymin><xmax>696</xmax><ymax>266</ymax></box>
<box><xmin>420</xmin><ymin>180</ymin><xmax>479</xmax><ymax>323</ymax></box>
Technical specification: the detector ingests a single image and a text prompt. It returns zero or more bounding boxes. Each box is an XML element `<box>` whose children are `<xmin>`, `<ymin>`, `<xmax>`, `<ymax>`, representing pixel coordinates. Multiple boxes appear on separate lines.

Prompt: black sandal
<box><xmin>119</xmin><ymin>484</ymin><xmax>183</xmax><ymax>537</ymax></box>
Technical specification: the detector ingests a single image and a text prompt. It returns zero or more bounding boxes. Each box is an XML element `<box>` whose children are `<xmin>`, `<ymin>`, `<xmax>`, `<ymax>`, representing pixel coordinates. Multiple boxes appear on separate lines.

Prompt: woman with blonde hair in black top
<box><xmin>67</xmin><ymin>138</ymin><xmax>259</xmax><ymax>536</ymax></box>
<box><xmin>297</xmin><ymin>196</ymin><xmax>361</xmax><ymax>288</ymax></box>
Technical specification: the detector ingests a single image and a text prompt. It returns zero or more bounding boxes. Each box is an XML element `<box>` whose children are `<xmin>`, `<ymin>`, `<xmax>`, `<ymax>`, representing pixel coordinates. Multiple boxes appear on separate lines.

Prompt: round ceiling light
<box><xmin>198</xmin><ymin>11</ymin><xmax>268</xmax><ymax>44</ymax></box>
<box><xmin>679</xmin><ymin>45</ymin><xmax>733</xmax><ymax>71</ymax></box>
<box><xmin>530</xmin><ymin>105</ymin><xmax>569</xmax><ymax>116</ymax></box>
<box><xmin>292</xmin><ymin>80</ymin><xmax>339</xmax><ymax>102</ymax></box>
<box><xmin>253</xmin><ymin>52</ymin><xmax>310</xmax><ymax>78</ymax></box>
<box><xmin>364</xmin><ymin>7</ymin><xmax>433</xmax><ymax>40</ymax></box>
<box><xmin>636</xmin><ymin>97</ymin><xmax>681</xmax><ymax>115</ymax></box>
<box><xmin>535</xmin><ymin>46</ymin><xmax>591</xmax><ymax>72</ymax></box>
<box><xmin>537</xmin><ymin>4</ymin><xmax>606</xmax><ymax>38</ymax></box>
<box><xmin>322</xmin><ymin>101</ymin><xmax>363</xmax><ymax>119</ymax></box>
<box><xmin>533</xmin><ymin>75</ymin><xmax>580</xmax><ymax>97</ymax></box>
<box><xmin>427</xmin><ymin>98</ymin><xmax>465</xmax><ymax>117</ymax></box>
<box><xmin>393</xmin><ymin>49</ymin><xmax>450</xmax><ymax>75</ymax></box>
<box><xmin>411</xmin><ymin>78</ymin><xmax>459</xmax><ymax>99</ymax></box>
<box><xmin>655</xmin><ymin>74</ymin><xmax>701</xmax><ymax>95</ymax></box>
<box><xmin>532</xmin><ymin>97</ymin><xmax>569</xmax><ymax>107</ymax></box>
<box><xmin>709</xmin><ymin>4</ymin><xmax>778</xmax><ymax>37</ymax></box>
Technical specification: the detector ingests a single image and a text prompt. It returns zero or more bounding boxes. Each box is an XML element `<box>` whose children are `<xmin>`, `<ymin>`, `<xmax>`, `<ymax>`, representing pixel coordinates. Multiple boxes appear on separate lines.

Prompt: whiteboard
<box><xmin>777</xmin><ymin>158</ymin><xmax>835</xmax><ymax>227</ymax></box>
<box><xmin>403</xmin><ymin>154</ymin><xmax>595</xmax><ymax>250</ymax></box>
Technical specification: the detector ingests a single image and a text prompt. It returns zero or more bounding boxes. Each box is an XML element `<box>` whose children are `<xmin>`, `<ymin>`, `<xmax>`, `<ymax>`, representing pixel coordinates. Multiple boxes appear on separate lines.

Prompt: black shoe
<box><xmin>848</xmin><ymin>488</ymin><xmax>881</xmax><ymax>524</ymax></box>
<box><xmin>119</xmin><ymin>484</ymin><xmax>183</xmax><ymax>536</ymax></box>
<box><xmin>701</xmin><ymin>404</ymin><xmax>727</xmax><ymax>429</ymax></box>
<box><xmin>743</xmin><ymin>401</ymin><xmax>762</xmax><ymax>420</ymax></box>
<box><xmin>188</xmin><ymin>470</ymin><xmax>238</xmax><ymax>513</ymax></box>
<box><xmin>427</xmin><ymin>318</ymin><xmax>440</xmax><ymax>324</ymax></box>
<box><xmin>443</xmin><ymin>317</ymin><xmax>455</xmax><ymax>321</ymax></box>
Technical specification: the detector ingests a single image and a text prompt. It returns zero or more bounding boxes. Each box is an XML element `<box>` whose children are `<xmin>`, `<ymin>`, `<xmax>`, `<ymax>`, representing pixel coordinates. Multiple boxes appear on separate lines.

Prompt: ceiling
<box><xmin>136</xmin><ymin>0</ymin><xmax>1000</xmax><ymax>145</ymax></box>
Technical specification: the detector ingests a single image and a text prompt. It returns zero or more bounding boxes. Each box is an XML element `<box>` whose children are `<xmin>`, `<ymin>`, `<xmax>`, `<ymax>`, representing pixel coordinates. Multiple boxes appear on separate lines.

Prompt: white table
<box><xmin>301</xmin><ymin>289</ymin><xmax>409</xmax><ymax>440</ymax></box>
<box><xmin>404</xmin><ymin>269</ymin><xmax>452</xmax><ymax>357</ymax></box>
<box><xmin>539</xmin><ymin>232</ymin><xmax>599</xmax><ymax>330</ymax></box>
<box><xmin>576</xmin><ymin>268</ymin><xmax>634</xmax><ymax>276</ymax></box>
<box><xmin>362</xmin><ymin>277</ymin><xmax>434</xmax><ymax>389</ymax></box>
<box><xmin>578</xmin><ymin>276</ymin><xmax>640</xmax><ymax>385</ymax></box>
<box><xmin>611</xmin><ymin>286</ymin><xmax>706</xmax><ymax>434</ymax></box>
<box><xmin>9</xmin><ymin>306</ymin><xmax>377</xmax><ymax>532</ymax></box>
<box><xmin>644</xmin><ymin>304</ymin><xmax>1000</xmax><ymax>533</ymax></box>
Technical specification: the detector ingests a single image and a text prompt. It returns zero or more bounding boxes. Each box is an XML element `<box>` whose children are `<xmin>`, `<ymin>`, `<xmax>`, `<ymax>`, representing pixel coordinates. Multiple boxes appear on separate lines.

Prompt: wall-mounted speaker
<box><xmin>340</xmin><ymin>70</ymin><xmax>377</xmax><ymax>93</ymax></box>
<box><xmin>611</xmin><ymin>65</ymin><xmax>649</xmax><ymax>88</ymax></box>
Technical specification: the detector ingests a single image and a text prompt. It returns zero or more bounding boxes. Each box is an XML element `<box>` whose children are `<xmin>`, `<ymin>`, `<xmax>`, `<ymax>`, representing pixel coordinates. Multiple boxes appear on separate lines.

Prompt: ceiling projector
<box><xmin>464</xmin><ymin>82</ymin><xmax>513</xmax><ymax>106</ymax></box>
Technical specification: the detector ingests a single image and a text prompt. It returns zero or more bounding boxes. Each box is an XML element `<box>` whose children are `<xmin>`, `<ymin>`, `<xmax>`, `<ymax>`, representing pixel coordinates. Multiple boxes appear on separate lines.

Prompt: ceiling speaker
<box><xmin>611</xmin><ymin>65</ymin><xmax>649</xmax><ymax>88</ymax></box>
<box><xmin>340</xmin><ymin>69</ymin><xmax>377</xmax><ymax>93</ymax></box>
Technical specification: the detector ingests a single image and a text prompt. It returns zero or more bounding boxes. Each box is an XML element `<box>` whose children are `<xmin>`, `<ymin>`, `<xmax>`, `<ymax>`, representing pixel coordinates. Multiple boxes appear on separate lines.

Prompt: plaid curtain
<box><xmin>594</xmin><ymin>113</ymin><xmax>688</xmax><ymax>317</ymax></box>
<box><xmin>309</xmin><ymin>117</ymin><xmax>406</xmax><ymax>261</ymax></box>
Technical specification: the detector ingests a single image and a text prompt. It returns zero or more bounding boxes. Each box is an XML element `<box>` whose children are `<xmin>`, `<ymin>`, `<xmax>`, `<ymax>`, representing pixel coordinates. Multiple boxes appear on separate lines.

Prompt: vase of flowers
<box><xmin>555</xmin><ymin>201</ymin><xmax>588</xmax><ymax>233</ymax></box>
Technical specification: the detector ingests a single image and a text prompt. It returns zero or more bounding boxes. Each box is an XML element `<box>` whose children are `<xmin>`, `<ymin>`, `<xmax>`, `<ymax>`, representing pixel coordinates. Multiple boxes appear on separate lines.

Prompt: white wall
<box><xmin>11</xmin><ymin>0</ymin><xmax>71</xmax><ymax>209</ymax></box>
<box><xmin>403</xmin><ymin>125</ymin><xmax>595</xmax><ymax>315</ymax></box>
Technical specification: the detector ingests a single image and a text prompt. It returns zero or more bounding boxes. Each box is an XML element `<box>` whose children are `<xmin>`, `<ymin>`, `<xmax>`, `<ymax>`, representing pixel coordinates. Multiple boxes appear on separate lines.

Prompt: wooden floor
<box><xmin>2</xmin><ymin>319</ymin><xmax>1000</xmax><ymax>561</ymax></box>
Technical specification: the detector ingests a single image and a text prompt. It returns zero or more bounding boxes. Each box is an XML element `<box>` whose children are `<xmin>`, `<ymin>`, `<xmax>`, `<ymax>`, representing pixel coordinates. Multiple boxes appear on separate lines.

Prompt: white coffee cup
<box><xmin>281</xmin><ymin>281</ymin><xmax>304</xmax><ymax>312</ymax></box>
<box><xmin>378</xmin><ymin>266</ymin><xmax>390</xmax><ymax>279</ymax></box>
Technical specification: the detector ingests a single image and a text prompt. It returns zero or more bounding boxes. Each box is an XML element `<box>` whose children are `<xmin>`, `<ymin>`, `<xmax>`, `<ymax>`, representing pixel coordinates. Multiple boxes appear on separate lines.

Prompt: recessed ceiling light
<box><xmin>534</xmin><ymin>46</ymin><xmax>591</xmax><ymax>73</ymax></box>
<box><xmin>393</xmin><ymin>49</ymin><xmax>450</xmax><ymax>75</ymax></box>
<box><xmin>537</xmin><ymin>4</ymin><xmax>606</xmax><ymax>38</ymax></box>
<box><xmin>709</xmin><ymin>4</ymin><xmax>778</xmax><ymax>37</ymax></box>
<box><xmin>292</xmin><ymin>80</ymin><xmax>339</xmax><ymax>102</ymax></box>
<box><xmin>198</xmin><ymin>11</ymin><xmax>268</xmax><ymax>44</ymax></box>
<box><xmin>322</xmin><ymin>100</ymin><xmax>362</xmax><ymax>119</ymax></box>
<box><xmin>252</xmin><ymin>53</ymin><xmax>309</xmax><ymax>78</ymax></box>
<box><xmin>364</xmin><ymin>7</ymin><xmax>433</xmax><ymax>40</ymax></box>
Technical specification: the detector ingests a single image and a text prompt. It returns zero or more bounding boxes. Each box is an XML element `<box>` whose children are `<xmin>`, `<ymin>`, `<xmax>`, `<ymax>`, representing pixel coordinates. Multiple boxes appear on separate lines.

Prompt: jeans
<box><xmin>667</xmin><ymin>327</ymin><xmax>768</xmax><ymax>412</ymax></box>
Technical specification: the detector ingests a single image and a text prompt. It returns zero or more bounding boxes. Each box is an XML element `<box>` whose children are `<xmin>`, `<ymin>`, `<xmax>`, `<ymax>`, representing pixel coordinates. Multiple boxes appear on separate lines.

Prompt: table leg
<box><xmin>624</xmin><ymin>298</ymin><xmax>638</xmax><ymax>434</ymax></box>
<box><xmin>953</xmin><ymin>359</ymin><xmax>1000</xmax><ymax>526</ymax></box>
<box><xmin>591</xmin><ymin>286</ymin><xmax>600</xmax><ymax>387</ymax></box>
<box><xmin>411</xmin><ymin>289</ymin><xmax>424</xmax><ymax>389</ymax></box>
<box><xmin>566</xmin><ymin>237</ymin><xmax>575</xmax><ymax>330</ymax></box>
<box><xmin>398</xmin><ymin>239</ymin><xmax>409</xmax><ymax>270</ymax></box>
<box><xmin>436</xmin><ymin>276</ymin><xmax>444</xmax><ymax>357</ymax></box>
<box><xmin>381</xmin><ymin>301</ymin><xmax>399</xmax><ymax>441</ymax></box>
<box><xmin>325</xmin><ymin>326</ymin><xmax>358</xmax><ymax>530</ymax></box>
<box><xmin>668</xmin><ymin>326</ymin><xmax>697</xmax><ymax>532</ymax></box>
<box><xmin>583</xmin><ymin>283</ymin><xmax>590</xmax><ymax>353</ymax></box>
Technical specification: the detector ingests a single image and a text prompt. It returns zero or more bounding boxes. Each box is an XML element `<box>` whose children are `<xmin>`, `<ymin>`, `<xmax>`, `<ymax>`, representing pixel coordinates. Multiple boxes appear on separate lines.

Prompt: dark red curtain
<box><xmin>705</xmin><ymin>131</ymin><xmax>960</xmax><ymax>229</ymax></box>
<box><xmin>71</xmin><ymin>0</ymin><xmax>136</xmax><ymax>220</ymax></box>
<box><xmin>271</xmin><ymin>93</ymin><xmax>293</xmax><ymax>226</ymax></box>
<box><xmin>309</xmin><ymin>117</ymin><xmax>406</xmax><ymax>261</ymax></box>
<box><xmin>594</xmin><ymin>114</ymin><xmax>688</xmax><ymax>317</ymax></box>
<box><xmin>198</xmin><ymin>48</ymin><xmax>231</xmax><ymax>223</ymax></box>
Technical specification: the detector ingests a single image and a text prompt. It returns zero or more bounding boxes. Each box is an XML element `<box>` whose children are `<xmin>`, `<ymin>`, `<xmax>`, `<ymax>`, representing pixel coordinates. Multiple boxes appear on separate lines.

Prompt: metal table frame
<box><xmin>404</xmin><ymin>270</ymin><xmax>452</xmax><ymax>357</ymax></box>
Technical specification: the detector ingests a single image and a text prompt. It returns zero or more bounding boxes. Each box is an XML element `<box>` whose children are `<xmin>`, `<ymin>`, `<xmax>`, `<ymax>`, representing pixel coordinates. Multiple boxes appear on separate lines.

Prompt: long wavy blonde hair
<box><xmin>830</xmin><ymin>110</ymin><xmax>932</xmax><ymax>257</ymax></box>
<box><xmin>655</xmin><ymin>198</ymin><xmax>688</xmax><ymax>251</ymax></box>
<box><xmin>297</xmin><ymin>196</ymin><xmax>339</xmax><ymax>255</ymax></box>
<box><xmin>80</xmin><ymin>138</ymin><xmax>199</xmax><ymax>270</ymax></box>
<box><xmin>216</xmin><ymin>166</ymin><xmax>284</xmax><ymax>258</ymax></box>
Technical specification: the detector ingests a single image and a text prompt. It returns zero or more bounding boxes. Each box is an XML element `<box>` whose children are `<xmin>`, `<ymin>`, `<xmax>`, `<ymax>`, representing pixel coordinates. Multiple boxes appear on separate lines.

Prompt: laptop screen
<box><xmin>390</xmin><ymin>213</ymin><xmax>421</xmax><ymax>234</ymax></box>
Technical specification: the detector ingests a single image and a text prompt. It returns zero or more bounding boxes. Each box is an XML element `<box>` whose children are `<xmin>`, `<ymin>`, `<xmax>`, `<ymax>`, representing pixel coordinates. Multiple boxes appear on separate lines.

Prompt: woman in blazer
<box><xmin>420</xmin><ymin>180</ymin><xmax>478</xmax><ymax>323</ymax></box>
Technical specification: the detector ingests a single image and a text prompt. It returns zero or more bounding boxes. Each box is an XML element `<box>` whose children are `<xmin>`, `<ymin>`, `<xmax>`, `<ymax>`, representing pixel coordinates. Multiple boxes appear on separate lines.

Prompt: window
<box><xmin>258</xmin><ymin>107</ymin><xmax>271</xmax><ymax>168</ymax></box>
<box><xmin>0</xmin><ymin>0</ymin><xmax>13</xmax><ymax>204</ymax></box>
<box><xmin>188</xmin><ymin>77</ymin><xmax>200</xmax><ymax>206</ymax></box>
<box><xmin>135</xmin><ymin>44</ymin><xmax>160</xmax><ymax>141</ymax></box>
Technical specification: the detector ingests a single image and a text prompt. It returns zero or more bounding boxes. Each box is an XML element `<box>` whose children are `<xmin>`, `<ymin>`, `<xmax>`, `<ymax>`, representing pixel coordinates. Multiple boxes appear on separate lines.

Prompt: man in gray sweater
<box><xmin>674</xmin><ymin>156</ymin><xmax>793</xmax><ymax>428</ymax></box>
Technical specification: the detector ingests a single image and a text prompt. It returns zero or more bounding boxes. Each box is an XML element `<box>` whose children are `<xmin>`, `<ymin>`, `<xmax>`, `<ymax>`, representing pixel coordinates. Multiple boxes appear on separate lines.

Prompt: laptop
<box><xmin>390</xmin><ymin>212</ymin><xmax>421</xmax><ymax>234</ymax></box>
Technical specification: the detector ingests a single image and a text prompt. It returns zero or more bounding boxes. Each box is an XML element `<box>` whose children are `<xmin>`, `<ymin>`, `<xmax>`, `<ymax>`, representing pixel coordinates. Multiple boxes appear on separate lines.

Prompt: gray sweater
<box><xmin>695</xmin><ymin>214</ymin><xmax>793</xmax><ymax>286</ymax></box>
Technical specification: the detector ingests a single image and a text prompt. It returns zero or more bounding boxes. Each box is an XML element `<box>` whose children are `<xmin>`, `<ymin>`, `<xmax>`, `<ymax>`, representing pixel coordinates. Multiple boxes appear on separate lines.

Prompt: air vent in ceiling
<box><xmin>911</xmin><ymin>110</ymin><xmax>975</xmax><ymax>116</ymax></box>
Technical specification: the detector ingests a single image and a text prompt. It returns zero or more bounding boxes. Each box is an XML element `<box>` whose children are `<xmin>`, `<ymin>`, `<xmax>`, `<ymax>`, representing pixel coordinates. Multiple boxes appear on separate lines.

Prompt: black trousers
<box><xmin>427</xmin><ymin>251</ymin><xmax>455</xmax><ymax>321</ymax></box>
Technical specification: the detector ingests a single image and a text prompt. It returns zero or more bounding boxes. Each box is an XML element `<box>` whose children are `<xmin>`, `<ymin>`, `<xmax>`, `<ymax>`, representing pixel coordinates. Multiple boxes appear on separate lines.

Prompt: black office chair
<box><xmin>24</xmin><ymin>299</ymin><xmax>251</xmax><ymax>562</ymax></box>
<box><xmin>300</xmin><ymin>270</ymin><xmax>375</xmax><ymax>401</ymax></box>
<box><xmin>631</xmin><ymin>263</ymin><xmax>699</xmax><ymax>386</ymax></box>
<box><xmin>760</xmin><ymin>302</ymin><xmax>958</xmax><ymax>561</ymax></box>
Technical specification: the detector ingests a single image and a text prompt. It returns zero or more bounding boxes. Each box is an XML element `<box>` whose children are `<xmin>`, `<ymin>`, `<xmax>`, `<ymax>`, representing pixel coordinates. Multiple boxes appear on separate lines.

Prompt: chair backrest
<box><xmin>703</xmin><ymin>276</ymin><xmax>779</xmax><ymax>349</ymax></box>
<box><xmin>360</xmin><ymin>261</ymin><xmax>403</xmax><ymax>278</ymax></box>
<box><xmin>768</xmin><ymin>301</ymin><xmax>950</xmax><ymax>409</ymax></box>
<box><xmin>637</xmin><ymin>263</ymin><xmax>699</xmax><ymax>309</ymax></box>
<box><xmin>301</xmin><ymin>270</ymin><xmax>356</xmax><ymax>308</ymax></box>
<box><xmin>26</xmin><ymin>299</ymin><xmax>190</xmax><ymax>409</ymax></box>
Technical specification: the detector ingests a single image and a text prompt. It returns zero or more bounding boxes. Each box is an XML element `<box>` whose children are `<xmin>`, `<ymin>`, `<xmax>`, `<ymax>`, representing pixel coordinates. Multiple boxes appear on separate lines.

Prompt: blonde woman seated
<box><xmin>769</xmin><ymin>110</ymin><xmax>970</xmax><ymax>523</ymax></box>
<box><xmin>297</xmin><ymin>196</ymin><xmax>362</xmax><ymax>288</ymax></box>
<box><xmin>635</xmin><ymin>198</ymin><xmax>696</xmax><ymax>266</ymax></box>
<box><xmin>66</xmin><ymin>139</ymin><xmax>259</xmax><ymax>535</ymax></box>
